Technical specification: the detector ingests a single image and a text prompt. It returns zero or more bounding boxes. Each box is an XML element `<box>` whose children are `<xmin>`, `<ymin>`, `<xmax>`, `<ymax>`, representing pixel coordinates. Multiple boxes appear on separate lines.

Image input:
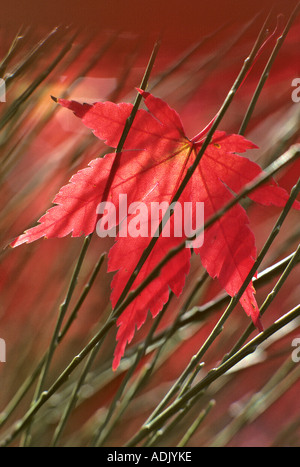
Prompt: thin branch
<box><xmin>177</xmin><ymin>399</ymin><xmax>216</xmax><ymax>447</ymax></box>
<box><xmin>132</xmin><ymin>170</ymin><xmax>300</xmax><ymax>431</ymax></box>
<box><xmin>210</xmin><ymin>359</ymin><xmax>300</xmax><ymax>447</ymax></box>
<box><xmin>226</xmin><ymin>241</ymin><xmax>300</xmax><ymax>359</ymax></box>
<box><xmin>91</xmin><ymin>295</ymin><xmax>173</xmax><ymax>447</ymax></box>
<box><xmin>0</xmin><ymin>252</ymin><xmax>106</xmax><ymax>428</ymax></box>
<box><xmin>125</xmin><ymin>304</ymin><xmax>300</xmax><ymax>446</ymax></box>
<box><xmin>239</xmin><ymin>4</ymin><xmax>300</xmax><ymax>135</ymax></box>
<box><xmin>110</xmin><ymin>249</ymin><xmax>300</xmax><ymax>368</ymax></box>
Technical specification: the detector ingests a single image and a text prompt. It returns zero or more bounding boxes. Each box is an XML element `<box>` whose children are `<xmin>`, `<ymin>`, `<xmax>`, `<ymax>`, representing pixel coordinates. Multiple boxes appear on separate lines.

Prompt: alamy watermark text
<box><xmin>292</xmin><ymin>338</ymin><xmax>300</xmax><ymax>363</ymax></box>
<box><xmin>291</xmin><ymin>78</ymin><xmax>300</xmax><ymax>103</ymax></box>
<box><xmin>96</xmin><ymin>195</ymin><xmax>205</xmax><ymax>248</ymax></box>
<box><xmin>0</xmin><ymin>338</ymin><xmax>6</xmax><ymax>362</ymax></box>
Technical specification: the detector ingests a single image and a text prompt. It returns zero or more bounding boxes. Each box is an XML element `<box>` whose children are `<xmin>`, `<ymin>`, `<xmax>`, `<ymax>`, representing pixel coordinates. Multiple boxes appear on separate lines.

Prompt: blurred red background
<box><xmin>1</xmin><ymin>0</ymin><xmax>299</xmax><ymax>44</ymax></box>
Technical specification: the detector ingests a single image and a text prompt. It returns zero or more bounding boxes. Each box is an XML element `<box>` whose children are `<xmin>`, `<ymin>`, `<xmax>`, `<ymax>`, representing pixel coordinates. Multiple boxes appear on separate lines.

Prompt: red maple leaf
<box><xmin>11</xmin><ymin>90</ymin><xmax>300</xmax><ymax>370</ymax></box>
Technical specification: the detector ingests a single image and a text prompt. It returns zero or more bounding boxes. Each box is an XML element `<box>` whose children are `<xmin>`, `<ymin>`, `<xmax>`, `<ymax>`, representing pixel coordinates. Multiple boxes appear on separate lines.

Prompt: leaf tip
<box><xmin>254</xmin><ymin>316</ymin><xmax>264</xmax><ymax>333</ymax></box>
<box><xmin>136</xmin><ymin>87</ymin><xmax>149</xmax><ymax>99</ymax></box>
<box><xmin>112</xmin><ymin>356</ymin><xmax>120</xmax><ymax>372</ymax></box>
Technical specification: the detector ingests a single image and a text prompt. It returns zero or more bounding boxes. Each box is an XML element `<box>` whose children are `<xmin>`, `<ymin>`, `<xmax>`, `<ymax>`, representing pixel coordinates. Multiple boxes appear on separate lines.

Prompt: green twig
<box><xmin>118</xmin><ymin>250</ymin><xmax>299</xmax><ymax>360</ymax></box>
<box><xmin>142</xmin><ymin>170</ymin><xmax>300</xmax><ymax>429</ymax></box>
<box><xmin>125</xmin><ymin>304</ymin><xmax>300</xmax><ymax>446</ymax></box>
<box><xmin>210</xmin><ymin>359</ymin><xmax>300</xmax><ymax>447</ymax></box>
<box><xmin>239</xmin><ymin>3</ymin><xmax>300</xmax><ymax>135</ymax></box>
<box><xmin>93</xmin><ymin>274</ymin><xmax>209</xmax><ymax>446</ymax></box>
<box><xmin>91</xmin><ymin>295</ymin><xmax>173</xmax><ymax>447</ymax></box>
<box><xmin>0</xmin><ymin>28</ymin><xmax>24</xmax><ymax>78</ymax></box>
<box><xmin>0</xmin><ymin>252</ymin><xmax>106</xmax><ymax>429</ymax></box>
<box><xmin>20</xmin><ymin>234</ymin><xmax>93</xmax><ymax>446</ymax></box>
<box><xmin>0</xmin><ymin>30</ymin><xmax>75</xmax><ymax>131</ymax></box>
<box><xmin>51</xmin><ymin>338</ymin><xmax>104</xmax><ymax>447</ymax></box>
<box><xmin>226</xmin><ymin>240</ymin><xmax>300</xmax><ymax>360</ymax></box>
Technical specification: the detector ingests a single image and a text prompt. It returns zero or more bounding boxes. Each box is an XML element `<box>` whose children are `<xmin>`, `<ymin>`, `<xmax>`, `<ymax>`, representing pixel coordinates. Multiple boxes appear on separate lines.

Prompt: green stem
<box><xmin>146</xmin><ymin>172</ymin><xmax>300</xmax><ymax>427</ymax></box>
<box><xmin>125</xmin><ymin>304</ymin><xmax>300</xmax><ymax>447</ymax></box>
<box><xmin>177</xmin><ymin>400</ymin><xmax>216</xmax><ymax>447</ymax></box>
<box><xmin>226</xmin><ymin>241</ymin><xmax>300</xmax><ymax>360</ymax></box>
<box><xmin>92</xmin><ymin>295</ymin><xmax>172</xmax><ymax>447</ymax></box>
<box><xmin>51</xmin><ymin>338</ymin><xmax>104</xmax><ymax>447</ymax></box>
<box><xmin>0</xmin><ymin>252</ymin><xmax>106</xmax><ymax>429</ymax></box>
<box><xmin>0</xmin><ymin>30</ymin><xmax>75</xmax><ymax>131</ymax></box>
<box><xmin>120</xmin><ymin>250</ymin><xmax>299</xmax><ymax>357</ymax></box>
<box><xmin>20</xmin><ymin>234</ymin><xmax>93</xmax><ymax>446</ymax></box>
<box><xmin>210</xmin><ymin>359</ymin><xmax>299</xmax><ymax>447</ymax></box>
<box><xmin>239</xmin><ymin>4</ymin><xmax>300</xmax><ymax>135</ymax></box>
<box><xmin>95</xmin><ymin>274</ymin><xmax>208</xmax><ymax>446</ymax></box>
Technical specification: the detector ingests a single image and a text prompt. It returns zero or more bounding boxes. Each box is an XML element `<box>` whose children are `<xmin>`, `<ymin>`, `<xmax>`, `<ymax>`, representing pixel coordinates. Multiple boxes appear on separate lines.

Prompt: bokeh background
<box><xmin>0</xmin><ymin>0</ymin><xmax>299</xmax><ymax>447</ymax></box>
